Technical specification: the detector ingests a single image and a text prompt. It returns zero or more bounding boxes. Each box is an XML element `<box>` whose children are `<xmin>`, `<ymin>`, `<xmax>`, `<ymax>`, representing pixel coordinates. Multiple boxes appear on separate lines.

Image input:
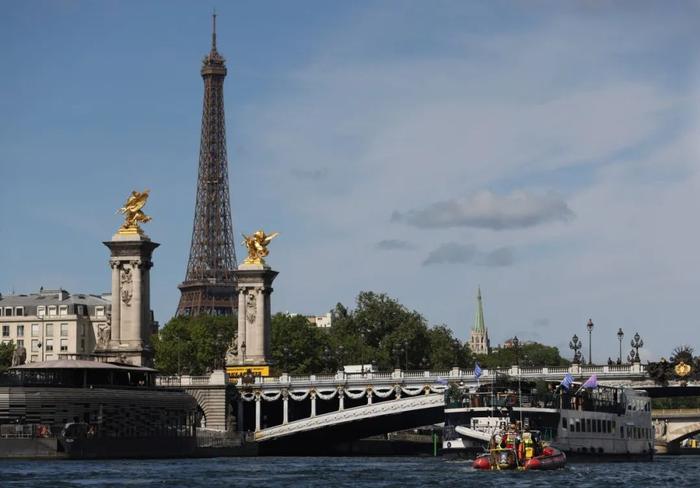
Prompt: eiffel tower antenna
<box><xmin>176</xmin><ymin>14</ymin><xmax>238</xmax><ymax>317</ymax></box>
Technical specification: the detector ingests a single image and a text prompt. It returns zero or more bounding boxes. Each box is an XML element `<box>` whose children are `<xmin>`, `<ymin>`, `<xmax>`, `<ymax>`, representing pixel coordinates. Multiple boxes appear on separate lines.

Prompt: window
<box><xmin>581</xmin><ymin>419</ymin><xmax>586</xmax><ymax>432</ymax></box>
<box><xmin>45</xmin><ymin>323</ymin><xmax>54</xmax><ymax>336</ymax></box>
<box><xmin>16</xmin><ymin>339</ymin><xmax>24</xmax><ymax>348</ymax></box>
<box><xmin>31</xmin><ymin>339</ymin><xmax>39</xmax><ymax>352</ymax></box>
<box><xmin>15</xmin><ymin>307</ymin><xmax>24</xmax><ymax>316</ymax></box>
<box><xmin>45</xmin><ymin>339</ymin><xmax>54</xmax><ymax>352</ymax></box>
<box><xmin>77</xmin><ymin>305</ymin><xmax>84</xmax><ymax>316</ymax></box>
<box><xmin>2</xmin><ymin>325</ymin><xmax>9</xmax><ymax>337</ymax></box>
<box><xmin>37</xmin><ymin>306</ymin><xmax>45</xmax><ymax>317</ymax></box>
<box><xmin>80</xmin><ymin>338</ymin><xmax>85</xmax><ymax>351</ymax></box>
<box><xmin>95</xmin><ymin>306</ymin><xmax>105</xmax><ymax>317</ymax></box>
<box><xmin>60</xmin><ymin>339</ymin><xmax>68</xmax><ymax>352</ymax></box>
<box><xmin>4</xmin><ymin>307</ymin><xmax>12</xmax><ymax>316</ymax></box>
<box><xmin>59</xmin><ymin>305</ymin><xmax>68</xmax><ymax>316</ymax></box>
<box><xmin>562</xmin><ymin>417</ymin><xmax>567</xmax><ymax>429</ymax></box>
<box><xmin>597</xmin><ymin>419</ymin><xmax>602</xmax><ymax>433</ymax></box>
<box><xmin>592</xmin><ymin>419</ymin><xmax>597</xmax><ymax>433</ymax></box>
<box><xmin>60</xmin><ymin>323</ymin><xmax>69</xmax><ymax>337</ymax></box>
<box><xmin>17</xmin><ymin>325</ymin><xmax>24</xmax><ymax>336</ymax></box>
<box><xmin>31</xmin><ymin>324</ymin><xmax>39</xmax><ymax>337</ymax></box>
<box><xmin>48</xmin><ymin>306</ymin><xmax>57</xmax><ymax>316</ymax></box>
<box><xmin>575</xmin><ymin>420</ymin><xmax>580</xmax><ymax>432</ymax></box>
<box><xmin>80</xmin><ymin>323</ymin><xmax>85</xmax><ymax>337</ymax></box>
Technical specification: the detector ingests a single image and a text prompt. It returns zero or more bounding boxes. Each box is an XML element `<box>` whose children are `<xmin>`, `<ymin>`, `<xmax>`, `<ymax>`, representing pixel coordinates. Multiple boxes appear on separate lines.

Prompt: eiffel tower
<box><xmin>177</xmin><ymin>13</ymin><xmax>238</xmax><ymax>317</ymax></box>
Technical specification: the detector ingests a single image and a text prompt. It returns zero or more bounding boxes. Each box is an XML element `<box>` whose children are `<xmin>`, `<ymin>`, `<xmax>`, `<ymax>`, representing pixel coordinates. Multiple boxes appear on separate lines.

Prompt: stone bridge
<box><xmin>157</xmin><ymin>363</ymin><xmax>651</xmax><ymax>442</ymax></box>
<box><xmin>653</xmin><ymin>408</ymin><xmax>700</xmax><ymax>454</ymax></box>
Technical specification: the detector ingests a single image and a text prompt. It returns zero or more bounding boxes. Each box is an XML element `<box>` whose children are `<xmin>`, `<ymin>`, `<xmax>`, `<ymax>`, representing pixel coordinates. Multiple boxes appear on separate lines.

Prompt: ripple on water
<box><xmin>1</xmin><ymin>456</ymin><xmax>700</xmax><ymax>488</ymax></box>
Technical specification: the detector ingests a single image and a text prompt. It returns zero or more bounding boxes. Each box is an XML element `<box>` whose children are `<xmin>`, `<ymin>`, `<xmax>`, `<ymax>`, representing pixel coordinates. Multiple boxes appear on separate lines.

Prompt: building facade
<box><xmin>0</xmin><ymin>288</ymin><xmax>112</xmax><ymax>363</ymax></box>
<box><xmin>469</xmin><ymin>287</ymin><xmax>490</xmax><ymax>355</ymax></box>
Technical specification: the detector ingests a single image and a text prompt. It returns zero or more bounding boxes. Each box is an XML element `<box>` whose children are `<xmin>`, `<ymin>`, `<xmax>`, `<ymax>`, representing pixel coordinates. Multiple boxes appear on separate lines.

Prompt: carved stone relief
<box><xmin>246</xmin><ymin>292</ymin><xmax>257</xmax><ymax>324</ymax></box>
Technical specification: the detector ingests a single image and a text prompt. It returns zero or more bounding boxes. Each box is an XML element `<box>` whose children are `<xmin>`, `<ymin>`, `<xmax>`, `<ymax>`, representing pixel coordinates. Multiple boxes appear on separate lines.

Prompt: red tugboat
<box><xmin>473</xmin><ymin>429</ymin><xmax>566</xmax><ymax>471</ymax></box>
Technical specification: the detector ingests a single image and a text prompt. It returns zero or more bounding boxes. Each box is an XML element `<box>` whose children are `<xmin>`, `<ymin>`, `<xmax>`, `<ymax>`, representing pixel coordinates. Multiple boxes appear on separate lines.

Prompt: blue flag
<box><xmin>560</xmin><ymin>372</ymin><xmax>574</xmax><ymax>391</ymax></box>
<box><xmin>474</xmin><ymin>362</ymin><xmax>483</xmax><ymax>379</ymax></box>
<box><xmin>578</xmin><ymin>374</ymin><xmax>598</xmax><ymax>392</ymax></box>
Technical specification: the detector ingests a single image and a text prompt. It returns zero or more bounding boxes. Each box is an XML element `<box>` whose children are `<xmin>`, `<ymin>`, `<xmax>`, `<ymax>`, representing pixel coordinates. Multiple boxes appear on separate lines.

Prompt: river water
<box><xmin>1</xmin><ymin>455</ymin><xmax>698</xmax><ymax>487</ymax></box>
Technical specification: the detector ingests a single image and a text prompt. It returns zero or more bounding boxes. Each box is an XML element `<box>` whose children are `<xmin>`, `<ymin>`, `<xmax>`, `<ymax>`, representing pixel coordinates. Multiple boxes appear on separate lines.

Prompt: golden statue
<box><xmin>241</xmin><ymin>230</ymin><xmax>279</xmax><ymax>265</ymax></box>
<box><xmin>675</xmin><ymin>361</ymin><xmax>692</xmax><ymax>378</ymax></box>
<box><xmin>117</xmin><ymin>189</ymin><xmax>152</xmax><ymax>235</ymax></box>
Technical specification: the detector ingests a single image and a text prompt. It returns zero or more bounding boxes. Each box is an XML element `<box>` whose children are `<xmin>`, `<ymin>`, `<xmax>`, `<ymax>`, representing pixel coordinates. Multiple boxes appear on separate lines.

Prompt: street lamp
<box><xmin>630</xmin><ymin>332</ymin><xmax>644</xmax><ymax>363</ymax></box>
<box><xmin>403</xmin><ymin>340</ymin><xmax>409</xmax><ymax>370</ymax></box>
<box><xmin>512</xmin><ymin>336</ymin><xmax>520</xmax><ymax>366</ymax></box>
<box><xmin>323</xmin><ymin>346</ymin><xmax>332</xmax><ymax>373</ymax></box>
<box><xmin>616</xmin><ymin>328</ymin><xmax>624</xmax><ymax>365</ymax></box>
<box><xmin>569</xmin><ymin>334</ymin><xmax>582</xmax><ymax>364</ymax></box>
<box><xmin>282</xmin><ymin>345</ymin><xmax>290</xmax><ymax>372</ymax></box>
<box><xmin>586</xmin><ymin>319</ymin><xmax>594</xmax><ymax>365</ymax></box>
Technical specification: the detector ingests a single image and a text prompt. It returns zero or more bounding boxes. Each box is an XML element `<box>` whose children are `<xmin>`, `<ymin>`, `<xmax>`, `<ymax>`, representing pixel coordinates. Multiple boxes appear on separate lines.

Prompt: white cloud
<box><xmin>393</xmin><ymin>190</ymin><xmax>573</xmax><ymax>230</ymax></box>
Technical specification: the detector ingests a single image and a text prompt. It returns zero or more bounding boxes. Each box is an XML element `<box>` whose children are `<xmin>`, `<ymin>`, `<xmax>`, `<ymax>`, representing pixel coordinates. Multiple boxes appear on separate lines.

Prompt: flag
<box><xmin>474</xmin><ymin>362</ymin><xmax>483</xmax><ymax>379</ymax></box>
<box><xmin>559</xmin><ymin>372</ymin><xmax>574</xmax><ymax>391</ymax></box>
<box><xmin>577</xmin><ymin>374</ymin><xmax>598</xmax><ymax>393</ymax></box>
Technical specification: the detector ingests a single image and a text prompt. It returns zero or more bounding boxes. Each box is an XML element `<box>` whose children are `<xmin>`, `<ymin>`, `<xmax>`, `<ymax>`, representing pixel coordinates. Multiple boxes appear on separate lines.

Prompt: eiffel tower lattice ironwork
<box><xmin>177</xmin><ymin>13</ymin><xmax>238</xmax><ymax>317</ymax></box>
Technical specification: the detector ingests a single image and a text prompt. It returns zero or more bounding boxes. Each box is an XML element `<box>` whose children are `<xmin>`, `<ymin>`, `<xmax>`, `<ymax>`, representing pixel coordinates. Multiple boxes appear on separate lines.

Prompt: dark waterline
<box><xmin>1</xmin><ymin>455</ymin><xmax>699</xmax><ymax>487</ymax></box>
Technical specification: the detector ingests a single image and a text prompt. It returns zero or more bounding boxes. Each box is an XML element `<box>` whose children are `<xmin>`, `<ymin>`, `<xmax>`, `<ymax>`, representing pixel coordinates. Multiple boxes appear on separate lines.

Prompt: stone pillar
<box><xmin>338</xmin><ymin>390</ymin><xmax>345</xmax><ymax>411</ymax></box>
<box><xmin>367</xmin><ymin>389</ymin><xmax>373</xmax><ymax>405</ymax></box>
<box><xmin>237</xmin><ymin>400</ymin><xmax>244</xmax><ymax>432</ymax></box>
<box><xmin>109</xmin><ymin>261</ymin><xmax>121</xmax><ymax>342</ymax></box>
<box><xmin>255</xmin><ymin>395</ymin><xmax>261</xmax><ymax>432</ymax></box>
<box><xmin>229</xmin><ymin>264</ymin><xmax>278</xmax><ymax>368</ymax></box>
<box><xmin>237</xmin><ymin>292</ymin><xmax>246</xmax><ymax>360</ymax></box>
<box><xmin>282</xmin><ymin>391</ymin><xmax>289</xmax><ymax>425</ymax></box>
<box><xmin>100</xmin><ymin>233</ymin><xmax>159</xmax><ymax>367</ymax></box>
<box><xmin>310</xmin><ymin>391</ymin><xmax>317</xmax><ymax>417</ymax></box>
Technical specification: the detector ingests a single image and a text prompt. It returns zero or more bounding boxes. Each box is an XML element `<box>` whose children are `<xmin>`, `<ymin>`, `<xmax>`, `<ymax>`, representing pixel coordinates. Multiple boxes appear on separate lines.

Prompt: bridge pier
<box><xmin>255</xmin><ymin>395</ymin><xmax>261</xmax><ymax>432</ymax></box>
<box><xmin>310</xmin><ymin>392</ymin><xmax>316</xmax><ymax>417</ymax></box>
<box><xmin>282</xmin><ymin>392</ymin><xmax>289</xmax><ymax>425</ymax></box>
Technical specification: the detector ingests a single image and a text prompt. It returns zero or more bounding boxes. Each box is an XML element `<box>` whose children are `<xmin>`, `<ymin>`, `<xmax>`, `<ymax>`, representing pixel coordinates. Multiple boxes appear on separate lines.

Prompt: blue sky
<box><xmin>2</xmin><ymin>1</ymin><xmax>699</xmax><ymax>362</ymax></box>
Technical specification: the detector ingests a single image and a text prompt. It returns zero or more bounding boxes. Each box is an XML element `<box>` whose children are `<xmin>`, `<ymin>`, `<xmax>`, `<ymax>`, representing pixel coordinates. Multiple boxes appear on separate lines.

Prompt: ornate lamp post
<box><xmin>337</xmin><ymin>345</ymin><xmax>345</xmax><ymax>372</ymax></box>
<box><xmin>627</xmin><ymin>348</ymin><xmax>637</xmax><ymax>364</ymax></box>
<box><xmin>616</xmin><ymin>328</ymin><xmax>624</xmax><ymax>365</ymax></box>
<box><xmin>512</xmin><ymin>336</ymin><xmax>520</xmax><ymax>366</ymax></box>
<box><xmin>323</xmin><ymin>346</ymin><xmax>332</xmax><ymax>373</ymax></box>
<box><xmin>392</xmin><ymin>343</ymin><xmax>401</xmax><ymax>369</ymax></box>
<box><xmin>569</xmin><ymin>334</ymin><xmax>582</xmax><ymax>364</ymax></box>
<box><xmin>586</xmin><ymin>318</ymin><xmax>594</xmax><ymax>365</ymax></box>
<box><xmin>420</xmin><ymin>356</ymin><xmax>429</xmax><ymax>371</ymax></box>
<box><xmin>403</xmin><ymin>339</ymin><xmax>409</xmax><ymax>370</ymax></box>
<box><xmin>630</xmin><ymin>332</ymin><xmax>644</xmax><ymax>363</ymax></box>
<box><xmin>282</xmin><ymin>345</ymin><xmax>290</xmax><ymax>372</ymax></box>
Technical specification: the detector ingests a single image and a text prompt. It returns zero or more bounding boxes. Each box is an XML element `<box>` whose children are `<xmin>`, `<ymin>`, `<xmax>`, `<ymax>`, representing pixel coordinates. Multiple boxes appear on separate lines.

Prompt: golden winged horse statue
<box><xmin>241</xmin><ymin>230</ymin><xmax>279</xmax><ymax>265</ymax></box>
<box><xmin>118</xmin><ymin>189</ymin><xmax>152</xmax><ymax>235</ymax></box>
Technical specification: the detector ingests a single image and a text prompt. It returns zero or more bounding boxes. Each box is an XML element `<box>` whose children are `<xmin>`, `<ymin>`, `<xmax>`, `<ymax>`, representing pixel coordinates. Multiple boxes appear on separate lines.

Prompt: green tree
<box><xmin>0</xmin><ymin>342</ymin><xmax>15</xmax><ymax>374</ymax></box>
<box><xmin>153</xmin><ymin>315</ymin><xmax>235</xmax><ymax>375</ymax></box>
<box><xmin>270</xmin><ymin>313</ymin><xmax>328</xmax><ymax>375</ymax></box>
<box><xmin>476</xmin><ymin>342</ymin><xmax>568</xmax><ymax>369</ymax></box>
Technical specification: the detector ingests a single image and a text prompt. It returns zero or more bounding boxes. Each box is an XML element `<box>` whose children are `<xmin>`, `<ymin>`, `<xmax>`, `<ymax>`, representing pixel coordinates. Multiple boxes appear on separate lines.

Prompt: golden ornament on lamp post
<box><xmin>117</xmin><ymin>189</ymin><xmax>152</xmax><ymax>235</ymax></box>
<box><xmin>241</xmin><ymin>230</ymin><xmax>279</xmax><ymax>266</ymax></box>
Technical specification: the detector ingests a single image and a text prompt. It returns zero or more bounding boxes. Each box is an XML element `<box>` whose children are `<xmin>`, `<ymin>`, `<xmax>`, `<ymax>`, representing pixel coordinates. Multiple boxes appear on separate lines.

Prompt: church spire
<box><xmin>473</xmin><ymin>286</ymin><xmax>485</xmax><ymax>332</ymax></box>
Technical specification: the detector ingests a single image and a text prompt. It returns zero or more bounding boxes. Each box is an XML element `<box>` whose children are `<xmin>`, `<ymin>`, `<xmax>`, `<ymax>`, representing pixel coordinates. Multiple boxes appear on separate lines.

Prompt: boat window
<box><xmin>607</xmin><ymin>420</ymin><xmax>611</xmax><ymax>433</ymax></box>
<box><xmin>620</xmin><ymin>426</ymin><xmax>624</xmax><ymax>438</ymax></box>
<box><xmin>586</xmin><ymin>419</ymin><xmax>591</xmax><ymax>432</ymax></box>
<box><xmin>575</xmin><ymin>420</ymin><xmax>580</xmax><ymax>432</ymax></box>
<box><xmin>592</xmin><ymin>419</ymin><xmax>597</xmax><ymax>432</ymax></box>
<box><xmin>562</xmin><ymin>417</ymin><xmax>567</xmax><ymax>429</ymax></box>
<box><xmin>597</xmin><ymin>419</ymin><xmax>602</xmax><ymax>433</ymax></box>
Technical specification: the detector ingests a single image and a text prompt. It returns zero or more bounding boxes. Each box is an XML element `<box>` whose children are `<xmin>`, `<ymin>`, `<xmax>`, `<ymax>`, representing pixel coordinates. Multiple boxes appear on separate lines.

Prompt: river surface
<box><xmin>1</xmin><ymin>455</ymin><xmax>698</xmax><ymax>487</ymax></box>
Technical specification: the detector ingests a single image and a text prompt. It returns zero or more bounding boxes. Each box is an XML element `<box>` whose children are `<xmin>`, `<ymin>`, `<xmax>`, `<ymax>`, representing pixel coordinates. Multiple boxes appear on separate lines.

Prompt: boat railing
<box><xmin>0</xmin><ymin>423</ymin><xmax>56</xmax><ymax>439</ymax></box>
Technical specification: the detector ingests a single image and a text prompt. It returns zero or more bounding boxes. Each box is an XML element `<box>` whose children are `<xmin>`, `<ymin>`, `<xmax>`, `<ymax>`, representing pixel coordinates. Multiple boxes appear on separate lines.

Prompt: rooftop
<box><xmin>11</xmin><ymin>359</ymin><xmax>155</xmax><ymax>372</ymax></box>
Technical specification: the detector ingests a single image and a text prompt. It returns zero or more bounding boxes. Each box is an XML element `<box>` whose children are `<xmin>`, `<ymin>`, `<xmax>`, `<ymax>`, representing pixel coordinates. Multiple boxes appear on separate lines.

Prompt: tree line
<box><xmin>153</xmin><ymin>290</ymin><xmax>568</xmax><ymax>375</ymax></box>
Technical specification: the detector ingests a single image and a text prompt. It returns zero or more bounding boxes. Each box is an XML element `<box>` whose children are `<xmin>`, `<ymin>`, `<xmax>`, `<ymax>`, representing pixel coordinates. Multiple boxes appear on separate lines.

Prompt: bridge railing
<box><xmin>156</xmin><ymin>363</ymin><xmax>649</xmax><ymax>389</ymax></box>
